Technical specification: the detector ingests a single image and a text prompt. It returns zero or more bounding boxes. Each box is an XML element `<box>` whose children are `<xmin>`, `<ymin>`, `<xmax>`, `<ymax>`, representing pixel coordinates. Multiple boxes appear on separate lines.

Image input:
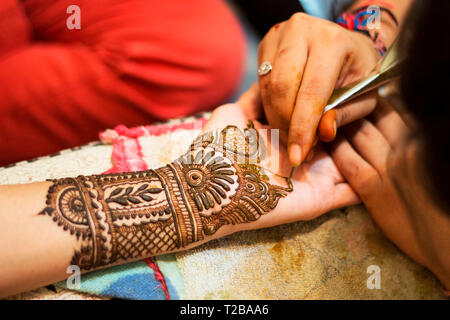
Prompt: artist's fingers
<box><xmin>258</xmin><ymin>23</ymin><xmax>308</xmax><ymax>144</ymax></box>
<box><xmin>330</xmin><ymin>134</ymin><xmax>377</xmax><ymax>193</ymax></box>
<box><xmin>237</xmin><ymin>83</ymin><xmax>263</xmax><ymax>120</ymax></box>
<box><xmin>370</xmin><ymin>97</ymin><xmax>411</xmax><ymax>147</ymax></box>
<box><xmin>257</xmin><ymin>23</ymin><xmax>282</xmax><ymax>104</ymax></box>
<box><xmin>342</xmin><ymin>119</ymin><xmax>391</xmax><ymax>173</ymax></box>
<box><xmin>318</xmin><ymin>92</ymin><xmax>378</xmax><ymax>142</ymax></box>
<box><xmin>288</xmin><ymin>41</ymin><xmax>348</xmax><ymax>166</ymax></box>
<box><xmin>257</xmin><ymin>22</ymin><xmax>283</xmax><ymax>68</ymax></box>
<box><xmin>260</xmin><ymin>40</ymin><xmax>308</xmax><ymax>130</ymax></box>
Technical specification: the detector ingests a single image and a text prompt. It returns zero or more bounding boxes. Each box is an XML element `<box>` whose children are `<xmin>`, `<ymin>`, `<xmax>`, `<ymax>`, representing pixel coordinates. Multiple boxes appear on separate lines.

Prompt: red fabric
<box><xmin>0</xmin><ymin>0</ymin><xmax>245</xmax><ymax>166</ymax></box>
<box><xmin>144</xmin><ymin>257</ymin><xmax>170</xmax><ymax>300</ymax></box>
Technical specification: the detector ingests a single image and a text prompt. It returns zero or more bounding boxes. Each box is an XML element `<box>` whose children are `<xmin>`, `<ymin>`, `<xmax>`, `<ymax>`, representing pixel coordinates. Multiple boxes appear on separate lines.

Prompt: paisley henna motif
<box><xmin>39</xmin><ymin>124</ymin><xmax>292</xmax><ymax>270</ymax></box>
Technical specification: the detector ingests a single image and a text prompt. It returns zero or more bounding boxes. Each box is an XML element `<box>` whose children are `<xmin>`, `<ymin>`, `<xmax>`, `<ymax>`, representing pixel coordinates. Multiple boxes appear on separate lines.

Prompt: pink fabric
<box><xmin>100</xmin><ymin>119</ymin><xmax>207</xmax><ymax>173</ymax></box>
<box><xmin>144</xmin><ymin>257</ymin><xmax>170</xmax><ymax>300</ymax></box>
<box><xmin>103</xmin><ymin>138</ymin><xmax>148</xmax><ymax>174</ymax></box>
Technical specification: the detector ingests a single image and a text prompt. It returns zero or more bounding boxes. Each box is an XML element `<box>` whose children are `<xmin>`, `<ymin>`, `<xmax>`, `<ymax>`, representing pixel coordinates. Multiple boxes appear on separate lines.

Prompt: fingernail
<box><xmin>289</xmin><ymin>144</ymin><xmax>302</xmax><ymax>167</ymax></box>
<box><xmin>305</xmin><ymin>150</ymin><xmax>315</xmax><ymax>162</ymax></box>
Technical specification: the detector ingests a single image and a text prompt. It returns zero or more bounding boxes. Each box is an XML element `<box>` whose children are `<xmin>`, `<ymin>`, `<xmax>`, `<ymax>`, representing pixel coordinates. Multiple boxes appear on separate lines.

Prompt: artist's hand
<box><xmin>204</xmin><ymin>85</ymin><xmax>360</xmax><ymax>229</ymax></box>
<box><xmin>258</xmin><ymin>13</ymin><xmax>379</xmax><ymax>167</ymax></box>
<box><xmin>329</xmin><ymin>98</ymin><xmax>431</xmax><ymax>268</ymax></box>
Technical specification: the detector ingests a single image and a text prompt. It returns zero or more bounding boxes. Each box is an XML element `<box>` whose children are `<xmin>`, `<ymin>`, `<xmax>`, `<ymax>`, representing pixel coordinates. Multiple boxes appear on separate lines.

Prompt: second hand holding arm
<box><xmin>257</xmin><ymin>0</ymin><xmax>413</xmax><ymax>167</ymax></box>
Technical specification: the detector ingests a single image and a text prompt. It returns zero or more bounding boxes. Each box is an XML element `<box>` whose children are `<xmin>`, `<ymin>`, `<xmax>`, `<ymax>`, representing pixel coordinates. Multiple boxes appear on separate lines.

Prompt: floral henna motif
<box><xmin>39</xmin><ymin>124</ymin><xmax>292</xmax><ymax>270</ymax></box>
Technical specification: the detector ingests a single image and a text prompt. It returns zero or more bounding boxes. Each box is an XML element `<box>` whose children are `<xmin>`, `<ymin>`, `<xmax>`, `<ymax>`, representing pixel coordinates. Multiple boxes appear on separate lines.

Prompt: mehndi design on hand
<box><xmin>39</xmin><ymin>123</ymin><xmax>292</xmax><ymax>270</ymax></box>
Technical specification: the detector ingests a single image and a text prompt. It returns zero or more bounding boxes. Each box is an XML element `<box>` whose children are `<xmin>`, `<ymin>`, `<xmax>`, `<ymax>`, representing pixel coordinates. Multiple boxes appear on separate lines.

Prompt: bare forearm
<box><xmin>0</xmin><ymin>182</ymin><xmax>76</xmax><ymax>296</ymax></box>
<box><xmin>0</xmin><ymin>125</ymin><xmax>291</xmax><ymax>297</ymax></box>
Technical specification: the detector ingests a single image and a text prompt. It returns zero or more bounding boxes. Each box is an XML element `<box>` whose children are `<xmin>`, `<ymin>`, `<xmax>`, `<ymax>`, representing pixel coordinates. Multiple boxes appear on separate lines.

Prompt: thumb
<box><xmin>318</xmin><ymin>92</ymin><xmax>378</xmax><ymax>142</ymax></box>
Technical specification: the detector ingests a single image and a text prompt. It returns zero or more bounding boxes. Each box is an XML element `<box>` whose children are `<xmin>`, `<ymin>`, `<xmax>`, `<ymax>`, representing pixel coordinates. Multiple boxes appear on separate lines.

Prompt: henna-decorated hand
<box><xmin>36</xmin><ymin>85</ymin><xmax>359</xmax><ymax>272</ymax></box>
<box><xmin>202</xmin><ymin>85</ymin><xmax>360</xmax><ymax>231</ymax></box>
<box><xmin>0</xmin><ymin>85</ymin><xmax>361</xmax><ymax>298</ymax></box>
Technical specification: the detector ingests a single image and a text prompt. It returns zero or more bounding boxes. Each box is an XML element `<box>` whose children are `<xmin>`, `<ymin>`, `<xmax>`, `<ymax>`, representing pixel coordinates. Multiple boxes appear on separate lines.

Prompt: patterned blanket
<box><xmin>0</xmin><ymin>115</ymin><xmax>446</xmax><ymax>299</ymax></box>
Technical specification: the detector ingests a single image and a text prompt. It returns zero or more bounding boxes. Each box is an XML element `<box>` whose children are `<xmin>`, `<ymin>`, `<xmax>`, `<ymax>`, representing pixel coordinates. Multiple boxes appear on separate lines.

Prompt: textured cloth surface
<box><xmin>0</xmin><ymin>115</ymin><xmax>446</xmax><ymax>300</ymax></box>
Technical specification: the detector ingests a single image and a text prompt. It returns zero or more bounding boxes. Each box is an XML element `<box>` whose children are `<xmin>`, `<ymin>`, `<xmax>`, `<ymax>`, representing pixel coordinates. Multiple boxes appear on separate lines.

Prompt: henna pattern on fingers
<box><xmin>39</xmin><ymin>124</ymin><xmax>292</xmax><ymax>270</ymax></box>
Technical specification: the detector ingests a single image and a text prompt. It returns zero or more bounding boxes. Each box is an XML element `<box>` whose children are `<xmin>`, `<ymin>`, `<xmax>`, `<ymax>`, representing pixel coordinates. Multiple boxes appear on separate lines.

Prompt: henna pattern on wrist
<box><xmin>39</xmin><ymin>124</ymin><xmax>292</xmax><ymax>270</ymax></box>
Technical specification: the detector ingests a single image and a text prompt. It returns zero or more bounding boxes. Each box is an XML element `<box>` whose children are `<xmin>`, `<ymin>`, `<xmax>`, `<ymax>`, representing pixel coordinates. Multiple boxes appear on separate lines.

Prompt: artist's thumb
<box><xmin>318</xmin><ymin>92</ymin><xmax>378</xmax><ymax>142</ymax></box>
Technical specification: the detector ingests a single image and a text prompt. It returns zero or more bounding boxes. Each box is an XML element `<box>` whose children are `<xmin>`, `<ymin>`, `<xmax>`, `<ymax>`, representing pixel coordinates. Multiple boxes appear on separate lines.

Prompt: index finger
<box><xmin>288</xmin><ymin>43</ymin><xmax>348</xmax><ymax>166</ymax></box>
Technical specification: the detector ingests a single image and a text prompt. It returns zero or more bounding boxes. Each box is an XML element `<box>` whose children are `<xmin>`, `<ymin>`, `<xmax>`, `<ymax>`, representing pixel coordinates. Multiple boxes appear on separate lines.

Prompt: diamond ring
<box><xmin>258</xmin><ymin>61</ymin><xmax>272</xmax><ymax>76</ymax></box>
